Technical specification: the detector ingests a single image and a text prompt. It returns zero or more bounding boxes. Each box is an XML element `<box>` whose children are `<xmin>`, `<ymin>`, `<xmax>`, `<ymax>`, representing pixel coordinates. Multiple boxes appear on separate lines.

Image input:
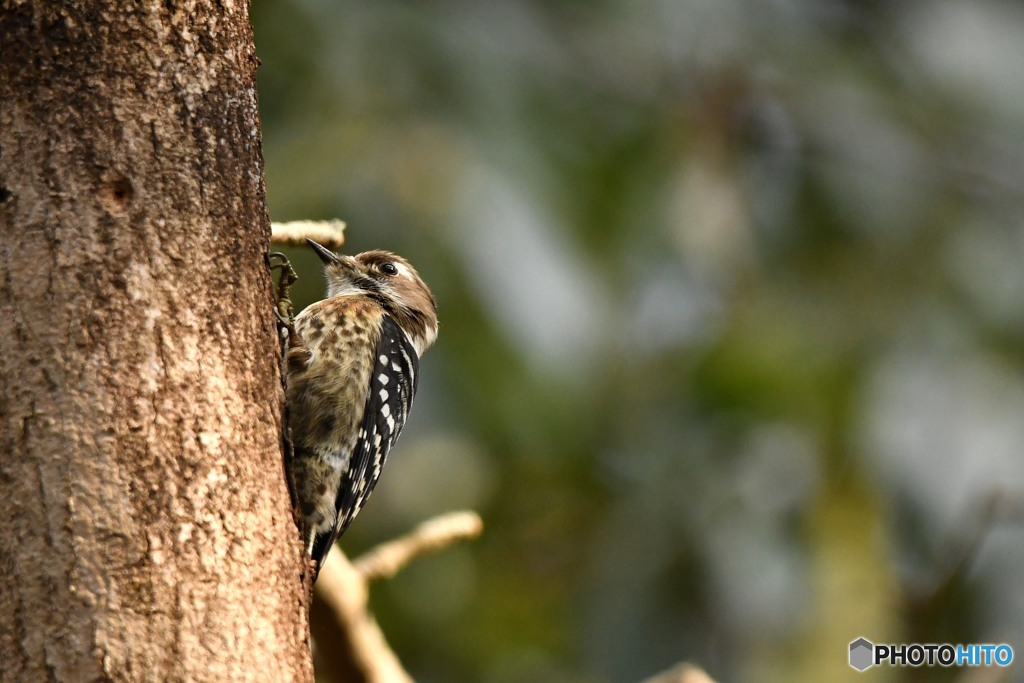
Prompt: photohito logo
<box><xmin>849</xmin><ymin>637</ymin><xmax>1013</xmax><ymax>671</ymax></box>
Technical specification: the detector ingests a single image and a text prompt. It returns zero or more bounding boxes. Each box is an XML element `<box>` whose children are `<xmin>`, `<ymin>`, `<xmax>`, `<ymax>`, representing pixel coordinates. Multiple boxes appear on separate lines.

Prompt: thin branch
<box><xmin>353</xmin><ymin>511</ymin><xmax>484</xmax><ymax>582</ymax></box>
<box><xmin>271</xmin><ymin>220</ymin><xmax>347</xmax><ymax>248</ymax></box>
<box><xmin>906</xmin><ymin>490</ymin><xmax>1018</xmax><ymax>613</ymax></box>
<box><xmin>641</xmin><ymin>663</ymin><xmax>718</xmax><ymax>683</ymax></box>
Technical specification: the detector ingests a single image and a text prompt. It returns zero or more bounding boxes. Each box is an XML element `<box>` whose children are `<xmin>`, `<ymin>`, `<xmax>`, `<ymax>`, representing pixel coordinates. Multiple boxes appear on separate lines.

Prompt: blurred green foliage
<box><xmin>254</xmin><ymin>1</ymin><xmax>1024</xmax><ymax>681</ymax></box>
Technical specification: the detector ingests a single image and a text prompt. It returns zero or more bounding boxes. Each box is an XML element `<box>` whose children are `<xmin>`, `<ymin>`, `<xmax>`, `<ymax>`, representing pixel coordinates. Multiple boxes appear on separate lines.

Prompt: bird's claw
<box><xmin>269</xmin><ymin>251</ymin><xmax>298</xmax><ymax>336</ymax></box>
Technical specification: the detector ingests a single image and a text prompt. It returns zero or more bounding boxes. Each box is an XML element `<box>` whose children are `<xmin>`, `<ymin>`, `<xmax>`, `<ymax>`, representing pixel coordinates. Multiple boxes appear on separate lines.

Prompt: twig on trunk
<box><xmin>271</xmin><ymin>220</ymin><xmax>347</xmax><ymax>248</ymax></box>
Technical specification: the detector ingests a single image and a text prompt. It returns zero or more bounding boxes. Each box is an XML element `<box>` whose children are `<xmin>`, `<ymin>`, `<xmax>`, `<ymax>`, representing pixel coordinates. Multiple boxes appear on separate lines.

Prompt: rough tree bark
<box><xmin>0</xmin><ymin>2</ymin><xmax>312</xmax><ymax>681</ymax></box>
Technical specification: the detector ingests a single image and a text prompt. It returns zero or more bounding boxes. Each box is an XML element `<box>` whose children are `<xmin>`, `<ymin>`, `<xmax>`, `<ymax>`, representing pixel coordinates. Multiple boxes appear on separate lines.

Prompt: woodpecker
<box><xmin>286</xmin><ymin>239</ymin><xmax>438</xmax><ymax>578</ymax></box>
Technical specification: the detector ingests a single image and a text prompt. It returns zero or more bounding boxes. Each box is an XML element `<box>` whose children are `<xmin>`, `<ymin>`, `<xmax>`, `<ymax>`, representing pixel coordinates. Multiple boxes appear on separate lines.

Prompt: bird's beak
<box><xmin>307</xmin><ymin>239</ymin><xmax>343</xmax><ymax>265</ymax></box>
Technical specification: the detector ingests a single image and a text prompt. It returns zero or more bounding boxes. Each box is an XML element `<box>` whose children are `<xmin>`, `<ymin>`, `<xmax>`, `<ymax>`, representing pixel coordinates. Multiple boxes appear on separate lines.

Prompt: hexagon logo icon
<box><xmin>849</xmin><ymin>637</ymin><xmax>874</xmax><ymax>671</ymax></box>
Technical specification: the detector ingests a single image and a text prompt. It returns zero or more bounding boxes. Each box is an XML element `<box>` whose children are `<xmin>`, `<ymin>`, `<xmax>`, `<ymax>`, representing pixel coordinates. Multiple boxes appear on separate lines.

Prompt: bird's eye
<box><xmin>380</xmin><ymin>262</ymin><xmax>399</xmax><ymax>276</ymax></box>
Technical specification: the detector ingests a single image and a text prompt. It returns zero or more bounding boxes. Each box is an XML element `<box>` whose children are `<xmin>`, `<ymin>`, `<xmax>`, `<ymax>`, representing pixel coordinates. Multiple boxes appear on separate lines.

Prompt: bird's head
<box><xmin>307</xmin><ymin>239</ymin><xmax>438</xmax><ymax>356</ymax></box>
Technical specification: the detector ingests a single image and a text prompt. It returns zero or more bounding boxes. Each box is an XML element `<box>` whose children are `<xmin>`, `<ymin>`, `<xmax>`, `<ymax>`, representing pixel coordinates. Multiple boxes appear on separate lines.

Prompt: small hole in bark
<box><xmin>99</xmin><ymin>176</ymin><xmax>134</xmax><ymax>215</ymax></box>
<box><xmin>0</xmin><ymin>186</ymin><xmax>11</xmax><ymax>203</ymax></box>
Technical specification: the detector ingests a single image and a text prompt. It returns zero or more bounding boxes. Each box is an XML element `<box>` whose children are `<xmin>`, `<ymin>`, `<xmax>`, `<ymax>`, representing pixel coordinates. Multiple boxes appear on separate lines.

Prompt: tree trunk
<box><xmin>0</xmin><ymin>2</ymin><xmax>312</xmax><ymax>681</ymax></box>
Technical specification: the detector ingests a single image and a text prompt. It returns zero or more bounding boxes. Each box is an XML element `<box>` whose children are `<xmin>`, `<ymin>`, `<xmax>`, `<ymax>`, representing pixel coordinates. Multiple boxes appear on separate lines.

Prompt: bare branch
<box><xmin>640</xmin><ymin>662</ymin><xmax>718</xmax><ymax>683</ymax></box>
<box><xmin>271</xmin><ymin>220</ymin><xmax>347</xmax><ymax>248</ymax></box>
<box><xmin>311</xmin><ymin>511</ymin><xmax>484</xmax><ymax>683</ymax></box>
<box><xmin>312</xmin><ymin>546</ymin><xmax>413</xmax><ymax>683</ymax></box>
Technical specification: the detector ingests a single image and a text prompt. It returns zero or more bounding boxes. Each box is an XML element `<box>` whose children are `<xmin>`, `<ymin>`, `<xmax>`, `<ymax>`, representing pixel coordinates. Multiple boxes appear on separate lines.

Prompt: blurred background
<box><xmin>253</xmin><ymin>1</ymin><xmax>1024</xmax><ymax>680</ymax></box>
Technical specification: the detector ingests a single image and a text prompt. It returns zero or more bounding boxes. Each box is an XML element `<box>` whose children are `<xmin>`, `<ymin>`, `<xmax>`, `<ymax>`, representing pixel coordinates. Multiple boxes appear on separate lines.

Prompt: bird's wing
<box><xmin>310</xmin><ymin>315</ymin><xmax>419</xmax><ymax>571</ymax></box>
